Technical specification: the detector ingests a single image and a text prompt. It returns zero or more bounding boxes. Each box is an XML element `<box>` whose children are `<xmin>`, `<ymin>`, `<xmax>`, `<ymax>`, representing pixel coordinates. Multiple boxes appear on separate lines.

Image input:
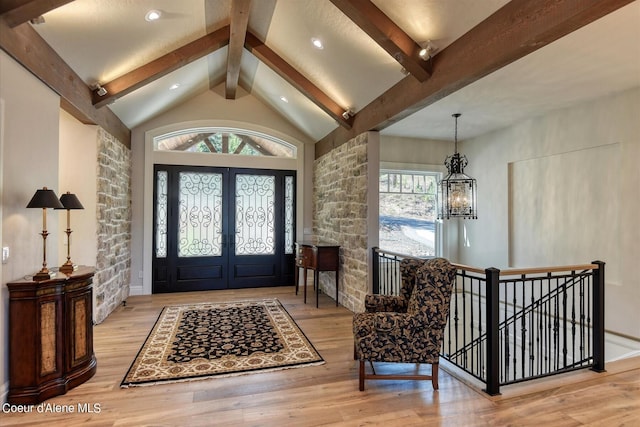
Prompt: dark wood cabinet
<box><xmin>7</xmin><ymin>266</ymin><xmax>96</xmax><ymax>404</ymax></box>
<box><xmin>294</xmin><ymin>242</ymin><xmax>340</xmax><ymax>307</ymax></box>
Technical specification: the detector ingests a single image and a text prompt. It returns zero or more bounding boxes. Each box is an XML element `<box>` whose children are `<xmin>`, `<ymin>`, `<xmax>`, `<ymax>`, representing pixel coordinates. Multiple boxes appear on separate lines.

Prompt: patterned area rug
<box><xmin>121</xmin><ymin>299</ymin><xmax>324</xmax><ymax>387</ymax></box>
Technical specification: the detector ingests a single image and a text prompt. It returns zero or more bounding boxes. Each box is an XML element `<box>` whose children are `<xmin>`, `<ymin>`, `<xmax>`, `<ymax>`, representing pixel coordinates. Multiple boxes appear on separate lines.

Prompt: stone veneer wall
<box><xmin>313</xmin><ymin>133</ymin><xmax>370</xmax><ymax>313</ymax></box>
<box><xmin>94</xmin><ymin>128</ymin><xmax>131</xmax><ymax>323</ymax></box>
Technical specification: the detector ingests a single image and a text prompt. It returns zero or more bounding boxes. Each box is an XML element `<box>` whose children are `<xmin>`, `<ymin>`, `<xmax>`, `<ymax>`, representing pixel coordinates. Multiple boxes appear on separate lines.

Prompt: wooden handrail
<box><xmin>451</xmin><ymin>263</ymin><xmax>485</xmax><ymax>274</ymax></box>
<box><xmin>452</xmin><ymin>262</ymin><xmax>599</xmax><ymax>276</ymax></box>
<box><xmin>373</xmin><ymin>248</ymin><xmax>600</xmax><ymax>277</ymax></box>
<box><xmin>497</xmin><ymin>264</ymin><xmax>599</xmax><ymax>276</ymax></box>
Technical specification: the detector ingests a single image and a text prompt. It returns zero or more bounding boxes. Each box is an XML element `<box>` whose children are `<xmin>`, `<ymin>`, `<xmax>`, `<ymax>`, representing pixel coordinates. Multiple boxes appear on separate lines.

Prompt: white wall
<box><xmin>58</xmin><ymin>110</ymin><xmax>98</xmax><ymax>269</ymax></box>
<box><xmin>0</xmin><ymin>83</ymin><xmax>4</xmax><ymax>405</ymax></box>
<box><xmin>129</xmin><ymin>84</ymin><xmax>315</xmax><ymax>295</ymax></box>
<box><xmin>380</xmin><ymin>135</ymin><xmax>452</xmax><ymax>166</ymax></box>
<box><xmin>459</xmin><ymin>88</ymin><xmax>640</xmax><ymax>340</ymax></box>
<box><xmin>0</xmin><ymin>50</ymin><xmax>62</xmax><ymax>403</ymax></box>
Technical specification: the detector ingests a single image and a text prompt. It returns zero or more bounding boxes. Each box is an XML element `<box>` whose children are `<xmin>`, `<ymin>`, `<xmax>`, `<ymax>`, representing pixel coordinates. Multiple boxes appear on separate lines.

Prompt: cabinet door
<box><xmin>38</xmin><ymin>296</ymin><xmax>64</xmax><ymax>381</ymax></box>
<box><xmin>65</xmin><ymin>282</ymin><xmax>93</xmax><ymax>371</ymax></box>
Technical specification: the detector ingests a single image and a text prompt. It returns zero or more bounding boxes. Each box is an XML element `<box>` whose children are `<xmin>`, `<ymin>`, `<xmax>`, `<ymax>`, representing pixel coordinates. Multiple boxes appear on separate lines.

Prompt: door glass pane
<box><xmin>155</xmin><ymin>170</ymin><xmax>168</xmax><ymax>258</ymax></box>
<box><xmin>284</xmin><ymin>176</ymin><xmax>294</xmax><ymax>254</ymax></box>
<box><xmin>178</xmin><ymin>172</ymin><xmax>223</xmax><ymax>257</ymax></box>
<box><xmin>235</xmin><ymin>174</ymin><xmax>275</xmax><ymax>255</ymax></box>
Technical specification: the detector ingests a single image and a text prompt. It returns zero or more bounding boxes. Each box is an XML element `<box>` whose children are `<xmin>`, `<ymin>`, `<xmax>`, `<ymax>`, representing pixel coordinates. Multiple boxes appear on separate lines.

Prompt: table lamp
<box><xmin>26</xmin><ymin>187</ymin><xmax>64</xmax><ymax>281</ymax></box>
<box><xmin>56</xmin><ymin>192</ymin><xmax>84</xmax><ymax>275</ymax></box>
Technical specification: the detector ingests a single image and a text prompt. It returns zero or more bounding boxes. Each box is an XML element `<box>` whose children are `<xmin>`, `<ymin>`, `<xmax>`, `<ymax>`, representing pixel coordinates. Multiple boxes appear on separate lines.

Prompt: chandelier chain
<box><xmin>453</xmin><ymin>113</ymin><xmax>461</xmax><ymax>154</ymax></box>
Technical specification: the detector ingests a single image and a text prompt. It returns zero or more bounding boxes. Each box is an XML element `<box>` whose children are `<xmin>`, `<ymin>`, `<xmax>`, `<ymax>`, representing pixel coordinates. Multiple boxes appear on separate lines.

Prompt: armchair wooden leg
<box><xmin>432</xmin><ymin>363</ymin><xmax>439</xmax><ymax>390</ymax></box>
<box><xmin>357</xmin><ymin>361</ymin><xmax>440</xmax><ymax>391</ymax></box>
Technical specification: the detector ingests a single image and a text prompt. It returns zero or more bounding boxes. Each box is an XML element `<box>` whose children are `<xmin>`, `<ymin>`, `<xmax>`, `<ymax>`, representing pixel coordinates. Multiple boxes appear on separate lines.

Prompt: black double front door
<box><xmin>152</xmin><ymin>165</ymin><xmax>296</xmax><ymax>293</ymax></box>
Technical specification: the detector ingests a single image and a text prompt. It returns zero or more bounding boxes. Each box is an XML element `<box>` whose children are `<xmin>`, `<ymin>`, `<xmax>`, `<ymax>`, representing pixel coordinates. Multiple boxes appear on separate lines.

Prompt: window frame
<box><xmin>379</xmin><ymin>167</ymin><xmax>443</xmax><ymax>258</ymax></box>
<box><xmin>153</xmin><ymin>127</ymin><xmax>297</xmax><ymax>159</ymax></box>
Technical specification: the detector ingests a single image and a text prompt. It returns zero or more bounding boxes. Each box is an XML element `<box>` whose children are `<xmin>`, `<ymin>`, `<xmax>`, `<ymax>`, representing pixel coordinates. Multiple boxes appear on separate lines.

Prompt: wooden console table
<box><xmin>294</xmin><ymin>241</ymin><xmax>340</xmax><ymax>307</ymax></box>
<box><xmin>7</xmin><ymin>266</ymin><xmax>97</xmax><ymax>404</ymax></box>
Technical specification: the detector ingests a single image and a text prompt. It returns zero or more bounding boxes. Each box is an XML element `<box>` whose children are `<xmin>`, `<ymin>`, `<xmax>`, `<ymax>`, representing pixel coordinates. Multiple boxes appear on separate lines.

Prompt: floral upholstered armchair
<box><xmin>353</xmin><ymin>257</ymin><xmax>457</xmax><ymax>391</ymax></box>
<box><xmin>363</xmin><ymin>258</ymin><xmax>424</xmax><ymax>313</ymax></box>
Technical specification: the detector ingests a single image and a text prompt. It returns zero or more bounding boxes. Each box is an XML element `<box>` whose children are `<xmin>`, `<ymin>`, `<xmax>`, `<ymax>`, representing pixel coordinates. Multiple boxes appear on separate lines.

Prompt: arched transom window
<box><xmin>154</xmin><ymin>128</ymin><xmax>296</xmax><ymax>158</ymax></box>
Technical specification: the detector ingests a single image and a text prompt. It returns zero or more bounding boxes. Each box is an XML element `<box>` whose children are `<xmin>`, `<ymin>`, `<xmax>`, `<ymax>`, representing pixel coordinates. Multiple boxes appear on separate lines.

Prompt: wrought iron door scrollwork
<box><xmin>178</xmin><ymin>172</ymin><xmax>223</xmax><ymax>257</ymax></box>
<box><xmin>235</xmin><ymin>175</ymin><xmax>275</xmax><ymax>255</ymax></box>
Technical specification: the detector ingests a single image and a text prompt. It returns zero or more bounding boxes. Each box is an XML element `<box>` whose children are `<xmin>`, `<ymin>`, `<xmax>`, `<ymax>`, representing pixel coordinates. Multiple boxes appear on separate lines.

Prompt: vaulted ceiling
<box><xmin>1</xmin><ymin>0</ymin><xmax>638</xmax><ymax>155</ymax></box>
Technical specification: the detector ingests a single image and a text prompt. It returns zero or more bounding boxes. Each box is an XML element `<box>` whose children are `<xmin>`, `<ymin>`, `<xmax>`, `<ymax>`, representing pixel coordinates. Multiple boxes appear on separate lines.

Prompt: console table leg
<box><xmin>303</xmin><ymin>268</ymin><xmax>308</xmax><ymax>304</ymax></box>
<box><xmin>335</xmin><ymin>270</ymin><xmax>339</xmax><ymax>307</ymax></box>
<box><xmin>315</xmin><ymin>270</ymin><xmax>320</xmax><ymax>308</ymax></box>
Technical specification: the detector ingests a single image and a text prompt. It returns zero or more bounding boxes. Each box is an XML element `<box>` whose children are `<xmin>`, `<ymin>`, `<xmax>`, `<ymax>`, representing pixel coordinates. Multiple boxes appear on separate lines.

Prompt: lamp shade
<box><xmin>57</xmin><ymin>192</ymin><xmax>84</xmax><ymax>210</ymax></box>
<box><xmin>26</xmin><ymin>187</ymin><xmax>64</xmax><ymax>209</ymax></box>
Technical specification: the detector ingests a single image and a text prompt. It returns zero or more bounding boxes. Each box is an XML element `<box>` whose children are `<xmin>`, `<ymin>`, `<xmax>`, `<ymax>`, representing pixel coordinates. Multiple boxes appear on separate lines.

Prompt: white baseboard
<box><xmin>605</xmin><ymin>332</ymin><xmax>640</xmax><ymax>362</ymax></box>
<box><xmin>128</xmin><ymin>285</ymin><xmax>145</xmax><ymax>296</ymax></box>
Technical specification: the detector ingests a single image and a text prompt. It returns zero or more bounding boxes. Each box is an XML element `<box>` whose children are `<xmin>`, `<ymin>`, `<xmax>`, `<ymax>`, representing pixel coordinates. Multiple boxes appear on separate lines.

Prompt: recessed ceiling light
<box><xmin>280</xmin><ymin>96</ymin><xmax>289</xmax><ymax>103</ymax></box>
<box><xmin>145</xmin><ymin>10</ymin><xmax>162</xmax><ymax>22</ymax></box>
<box><xmin>311</xmin><ymin>37</ymin><xmax>324</xmax><ymax>50</ymax></box>
<box><xmin>169</xmin><ymin>83</ymin><xmax>180</xmax><ymax>90</ymax></box>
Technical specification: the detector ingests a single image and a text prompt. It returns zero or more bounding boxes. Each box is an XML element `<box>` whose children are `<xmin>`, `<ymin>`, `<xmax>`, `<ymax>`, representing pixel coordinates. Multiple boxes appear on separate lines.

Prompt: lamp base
<box><xmin>59</xmin><ymin>262</ymin><xmax>78</xmax><ymax>275</ymax></box>
<box><xmin>33</xmin><ymin>269</ymin><xmax>55</xmax><ymax>282</ymax></box>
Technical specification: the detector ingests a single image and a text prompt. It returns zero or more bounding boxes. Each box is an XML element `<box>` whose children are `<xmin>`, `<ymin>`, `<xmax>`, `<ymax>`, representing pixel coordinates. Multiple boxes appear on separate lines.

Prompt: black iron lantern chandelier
<box><xmin>438</xmin><ymin>113</ymin><xmax>478</xmax><ymax>219</ymax></box>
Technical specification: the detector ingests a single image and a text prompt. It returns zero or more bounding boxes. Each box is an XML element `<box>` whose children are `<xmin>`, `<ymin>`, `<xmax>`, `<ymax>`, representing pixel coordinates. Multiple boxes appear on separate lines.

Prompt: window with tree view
<box><xmin>379</xmin><ymin>170</ymin><xmax>440</xmax><ymax>257</ymax></box>
<box><xmin>154</xmin><ymin>128</ymin><xmax>296</xmax><ymax>158</ymax></box>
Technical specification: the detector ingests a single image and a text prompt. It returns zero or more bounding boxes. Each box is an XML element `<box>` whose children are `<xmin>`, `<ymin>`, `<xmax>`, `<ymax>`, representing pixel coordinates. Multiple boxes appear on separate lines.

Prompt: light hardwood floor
<box><xmin>2</xmin><ymin>287</ymin><xmax>639</xmax><ymax>426</ymax></box>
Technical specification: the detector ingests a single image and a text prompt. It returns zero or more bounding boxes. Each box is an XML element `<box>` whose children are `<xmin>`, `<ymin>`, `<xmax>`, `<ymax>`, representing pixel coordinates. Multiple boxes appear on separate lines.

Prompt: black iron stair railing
<box><xmin>447</xmin><ymin>270</ymin><xmax>590</xmax><ymax>360</ymax></box>
<box><xmin>371</xmin><ymin>247</ymin><xmax>606</xmax><ymax>395</ymax></box>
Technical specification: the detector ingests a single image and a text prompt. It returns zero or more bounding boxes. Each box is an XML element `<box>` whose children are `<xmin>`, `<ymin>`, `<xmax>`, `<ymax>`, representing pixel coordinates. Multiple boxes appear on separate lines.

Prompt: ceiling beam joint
<box><xmin>329</xmin><ymin>0</ymin><xmax>431</xmax><ymax>82</ymax></box>
<box><xmin>0</xmin><ymin>17</ymin><xmax>130</xmax><ymax>146</ymax></box>
<box><xmin>92</xmin><ymin>25</ymin><xmax>231</xmax><ymax>108</ymax></box>
<box><xmin>316</xmin><ymin>0</ymin><xmax>634</xmax><ymax>158</ymax></box>
<box><xmin>245</xmin><ymin>31</ymin><xmax>353</xmax><ymax>129</ymax></box>
<box><xmin>225</xmin><ymin>0</ymin><xmax>252</xmax><ymax>99</ymax></box>
<box><xmin>0</xmin><ymin>0</ymin><xmax>74</xmax><ymax>28</ymax></box>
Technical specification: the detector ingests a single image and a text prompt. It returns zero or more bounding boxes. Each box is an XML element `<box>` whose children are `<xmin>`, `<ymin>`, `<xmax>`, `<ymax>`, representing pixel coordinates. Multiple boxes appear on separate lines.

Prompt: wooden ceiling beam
<box><xmin>244</xmin><ymin>31</ymin><xmax>353</xmax><ymax>129</ymax></box>
<box><xmin>329</xmin><ymin>0</ymin><xmax>431</xmax><ymax>82</ymax></box>
<box><xmin>0</xmin><ymin>18</ymin><xmax>130</xmax><ymax>146</ymax></box>
<box><xmin>225</xmin><ymin>0</ymin><xmax>252</xmax><ymax>99</ymax></box>
<box><xmin>316</xmin><ymin>0</ymin><xmax>634</xmax><ymax>158</ymax></box>
<box><xmin>0</xmin><ymin>0</ymin><xmax>74</xmax><ymax>28</ymax></box>
<box><xmin>93</xmin><ymin>25</ymin><xmax>231</xmax><ymax>108</ymax></box>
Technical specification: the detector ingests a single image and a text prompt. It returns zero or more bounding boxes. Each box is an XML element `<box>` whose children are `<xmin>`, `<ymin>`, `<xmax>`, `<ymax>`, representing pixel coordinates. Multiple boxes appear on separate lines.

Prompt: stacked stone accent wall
<box><xmin>95</xmin><ymin>128</ymin><xmax>131</xmax><ymax>323</ymax></box>
<box><xmin>313</xmin><ymin>133</ymin><xmax>370</xmax><ymax>313</ymax></box>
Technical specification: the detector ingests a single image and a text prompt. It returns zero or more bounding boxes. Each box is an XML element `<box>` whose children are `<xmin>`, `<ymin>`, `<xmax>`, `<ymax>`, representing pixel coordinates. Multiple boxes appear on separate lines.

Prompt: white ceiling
<box><xmin>383</xmin><ymin>1</ymin><xmax>640</xmax><ymax>141</ymax></box>
<box><xmin>32</xmin><ymin>0</ymin><xmax>640</xmax><ymax>142</ymax></box>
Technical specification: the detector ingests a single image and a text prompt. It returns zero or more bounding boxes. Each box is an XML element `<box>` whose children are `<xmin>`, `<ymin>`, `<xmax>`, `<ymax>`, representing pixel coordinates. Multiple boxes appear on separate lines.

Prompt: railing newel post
<box><xmin>591</xmin><ymin>260</ymin><xmax>605</xmax><ymax>372</ymax></box>
<box><xmin>485</xmin><ymin>267</ymin><xmax>501</xmax><ymax>396</ymax></box>
<box><xmin>372</xmin><ymin>247</ymin><xmax>379</xmax><ymax>294</ymax></box>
